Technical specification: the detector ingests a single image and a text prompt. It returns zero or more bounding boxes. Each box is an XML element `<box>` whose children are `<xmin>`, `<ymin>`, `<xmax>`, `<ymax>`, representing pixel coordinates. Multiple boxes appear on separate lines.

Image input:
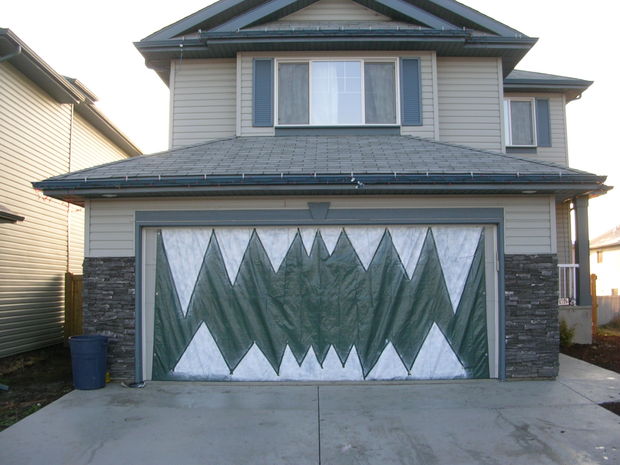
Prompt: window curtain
<box><xmin>311</xmin><ymin>61</ymin><xmax>361</xmax><ymax>125</ymax></box>
<box><xmin>510</xmin><ymin>101</ymin><xmax>534</xmax><ymax>145</ymax></box>
<box><xmin>364</xmin><ymin>62</ymin><xmax>396</xmax><ymax>124</ymax></box>
<box><xmin>278</xmin><ymin>63</ymin><xmax>309</xmax><ymax>125</ymax></box>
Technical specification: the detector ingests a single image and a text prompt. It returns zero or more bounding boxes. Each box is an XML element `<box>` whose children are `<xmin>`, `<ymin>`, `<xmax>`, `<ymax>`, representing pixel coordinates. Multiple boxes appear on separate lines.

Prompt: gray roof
<box><xmin>42</xmin><ymin>135</ymin><xmax>592</xmax><ymax>179</ymax></box>
<box><xmin>504</xmin><ymin>69</ymin><xmax>592</xmax><ymax>101</ymax></box>
<box><xmin>33</xmin><ymin>136</ymin><xmax>609</xmax><ymax>203</ymax></box>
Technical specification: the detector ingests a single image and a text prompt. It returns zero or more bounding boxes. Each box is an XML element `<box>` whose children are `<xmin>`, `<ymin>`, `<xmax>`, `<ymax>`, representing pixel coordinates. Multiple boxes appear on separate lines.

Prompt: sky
<box><xmin>3</xmin><ymin>0</ymin><xmax>619</xmax><ymax>237</ymax></box>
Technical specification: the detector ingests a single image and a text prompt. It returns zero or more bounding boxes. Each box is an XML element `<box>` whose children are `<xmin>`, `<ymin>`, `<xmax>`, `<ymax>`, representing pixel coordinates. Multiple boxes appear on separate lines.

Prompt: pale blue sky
<box><xmin>3</xmin><ymin>0</ymin><xmax>618</xmax><ymax>236</ymax></box>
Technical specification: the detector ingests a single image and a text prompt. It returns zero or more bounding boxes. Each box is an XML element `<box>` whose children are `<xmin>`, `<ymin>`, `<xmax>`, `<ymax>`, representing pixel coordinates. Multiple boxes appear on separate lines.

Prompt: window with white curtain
<box><xmin>277</xmin><ymin>59</ymin><xmax>397</xmax><ymax>126</ymax></box>
<box><xmin>504</xmin><ymin>98</ymin><xmax>537</xmax><ymax>146</ymax></box>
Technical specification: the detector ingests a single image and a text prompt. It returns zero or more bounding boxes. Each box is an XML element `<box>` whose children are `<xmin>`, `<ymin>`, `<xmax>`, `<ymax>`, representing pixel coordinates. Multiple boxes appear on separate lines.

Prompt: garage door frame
<box><xmin>134</xmin><ymin>206</ymin><xmax>505</xmax><ymax>382</ymax></box>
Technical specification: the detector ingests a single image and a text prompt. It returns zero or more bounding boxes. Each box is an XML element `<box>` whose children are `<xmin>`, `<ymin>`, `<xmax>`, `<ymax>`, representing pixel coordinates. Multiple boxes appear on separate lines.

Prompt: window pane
<box><xmin>311</xmin><ymin>61</ymin><xmax>362</xmax><ymax>125</ymax></box>
<box><xmin>278</xmin><ymin>63</ymin><xmax>309</xmax><ymax>125</ymax></box>
<box><xmin>364</xmin><ymin>62</ymin><xmax>396</xmax><ymax>124</ymax></box>
<box><xmin>510</xmin><ymin>101</ymin><xmax>534</xmax><ymax>145</ymax></box>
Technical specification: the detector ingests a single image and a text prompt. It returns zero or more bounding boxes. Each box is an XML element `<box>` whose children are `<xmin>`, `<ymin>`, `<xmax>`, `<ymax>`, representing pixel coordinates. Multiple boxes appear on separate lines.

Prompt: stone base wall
<box><xmin>504</xmin><ymin>254</ymin><xmax>559</xmax><ymax>379</ymax></box>
<box><xmin>83</xmin><ymin>257</ymin><xmax>135</xmax><ymax>380</ymax></box>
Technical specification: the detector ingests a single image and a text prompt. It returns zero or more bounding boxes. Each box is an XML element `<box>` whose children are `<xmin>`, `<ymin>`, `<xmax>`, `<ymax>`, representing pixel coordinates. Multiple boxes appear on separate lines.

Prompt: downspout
<box><xmin>0</xmin><ymin>44</ymin><xmax>22</xmax><ymax>62</ymax></box>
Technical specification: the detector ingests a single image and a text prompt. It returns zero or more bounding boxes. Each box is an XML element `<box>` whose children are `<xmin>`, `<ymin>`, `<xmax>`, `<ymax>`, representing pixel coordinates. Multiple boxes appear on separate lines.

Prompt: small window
<box><xmin>276</xmin><ymin>59</ymin><xmax>397</xmax><ymax>126</ymax></box>
<box><xmin>597</xmin><ymin>250</ymin><xmax>604</xmax><ymax>263</ymax></box>
<box><xmin>504</xmin><ymin>98</ymin><xmax>537</xmax><ymax>147</ymax></box>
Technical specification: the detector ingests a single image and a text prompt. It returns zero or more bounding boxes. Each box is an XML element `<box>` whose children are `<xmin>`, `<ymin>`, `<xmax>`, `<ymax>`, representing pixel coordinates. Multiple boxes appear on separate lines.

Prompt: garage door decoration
<box><xmin>152</xmin><ymin>226</ymin><xmax>488</xmax><ymax>381</ymax></box>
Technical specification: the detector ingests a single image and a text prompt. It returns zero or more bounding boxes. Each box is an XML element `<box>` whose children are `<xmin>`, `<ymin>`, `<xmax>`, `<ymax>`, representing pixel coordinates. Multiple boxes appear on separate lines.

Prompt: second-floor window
<box><xmin>277</xmin><ymin>59</ymin><xmax>398</xmax><ymax>126</ymax></box>
<box><xmin>504</xmin><ymin>98</ymin><xmax>537</xmax><ymax>147</ymax></box>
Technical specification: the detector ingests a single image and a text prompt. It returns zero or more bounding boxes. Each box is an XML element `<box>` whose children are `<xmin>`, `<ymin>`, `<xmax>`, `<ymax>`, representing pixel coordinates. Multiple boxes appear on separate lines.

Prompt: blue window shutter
<box><xmin>253</xmin><ymin>59</ymin><xmax>273</xmax><ymax>127</ymax></box>
<box><xmin>400</xmin><ymin>58</ymin><xmax>422</xmax><ymax>126</ymax></box>
<box><xmin>535</xmin><ymin>99</ymin><xmax>551</xmax><ymax>147</ymax></box>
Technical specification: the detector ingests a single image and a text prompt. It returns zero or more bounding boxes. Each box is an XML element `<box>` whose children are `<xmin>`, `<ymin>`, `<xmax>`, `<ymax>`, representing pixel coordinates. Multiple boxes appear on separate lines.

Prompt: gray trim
<box><xmin>133</xmin><ymin>206</ymin><xmax>506</xmax><ymax>381</ymax></box>
<box><xmin>212</xmin><ymin>0</ymin><xmax>304</xmax><ymax>32</ymax></box>
<box><xmin>374</xmin><ymin>0</ymin><xmax>458</xmax><ymax>29</ymax></box>
<box><xmin>574</xmin><ymin>196</ymin><xmax>592</xmax><ymax>306</ymax></box>
<box><xmin>506</xmin><ymin>147</ymin><xmax>537</xmax><ymax>155</ymax></box>
<box><xmin>308</xmin><ymin>202</ymin><xmax>330</xmax><ymax>219</ymax></box>
<box><xmin>0</xmin><ymin>210</ymin><xmax>25</xmax><ymax>222</ymax></box>
<box><xmin>275</xmin><ymin>126</ymin><xmax>400</xmax><ymax>136</ymax></box>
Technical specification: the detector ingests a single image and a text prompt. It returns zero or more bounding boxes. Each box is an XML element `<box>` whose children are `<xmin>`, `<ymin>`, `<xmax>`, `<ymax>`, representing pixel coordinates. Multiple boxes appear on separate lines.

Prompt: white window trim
<box><xmin>275</xmin><ymin>57</ymin><xmax>401</xmax><ymax>127</ymax></box>
<box><xmin>504</xmin><ymin>97</ymin><xmax>537</xmax><ymax>147</ymax></box>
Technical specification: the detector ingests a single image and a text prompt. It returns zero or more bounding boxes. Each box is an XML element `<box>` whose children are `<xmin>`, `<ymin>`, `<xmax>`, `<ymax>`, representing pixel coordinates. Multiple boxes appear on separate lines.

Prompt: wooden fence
<box><xmin>64</xmin><ymin>272</ymin><xmax>83</xmax><ymax>339</ymax></box>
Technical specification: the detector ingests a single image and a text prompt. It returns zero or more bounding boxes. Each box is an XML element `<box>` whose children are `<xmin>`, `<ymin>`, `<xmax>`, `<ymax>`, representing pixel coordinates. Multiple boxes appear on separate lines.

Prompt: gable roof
<box><xmin>504</xmin><ymin>70</ymin><xmax>593</xmax><ymax>101</ymax></box>
<box><xmin>591</xmin><ymin>226</ymin><xmax>620</xmax><ymax>250</ymax></box>
<box><xmin>136</xmin><ymin>0</ymin><xmax>536</xmax><ymax>83</ymax></box>
<box><xmin>33</xmin><ymin>135</ymin><xmax>609</xmax><ymax>204</ymax></box>
<box><xmin>0</xmin><ymin>29</ymin><xmax>142</xmax><ymax>157</ymax></box>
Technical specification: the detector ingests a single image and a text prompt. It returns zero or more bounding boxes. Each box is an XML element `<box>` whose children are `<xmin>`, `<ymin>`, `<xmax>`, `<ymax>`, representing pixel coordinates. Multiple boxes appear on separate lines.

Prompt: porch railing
<box><xmin>558</xmin><ymin>264</ymin><xmax>579</xmax><ymax>306</ymax></box>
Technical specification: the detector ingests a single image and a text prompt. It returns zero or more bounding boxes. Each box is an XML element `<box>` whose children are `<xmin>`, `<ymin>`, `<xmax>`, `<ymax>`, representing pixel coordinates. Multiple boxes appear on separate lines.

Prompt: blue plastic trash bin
<box><xmin>69</xmin><ymin>335</ymin><xmax>108</xmax><ymax>390</ymax></box>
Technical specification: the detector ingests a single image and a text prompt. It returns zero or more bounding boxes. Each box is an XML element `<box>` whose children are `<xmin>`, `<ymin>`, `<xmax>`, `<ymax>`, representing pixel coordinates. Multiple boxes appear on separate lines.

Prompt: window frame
<box><xmin>274</xmin><ymin>57</ymin><xmax>401</xmax><ymax>127</ymax></box>
<box><xmin>503</xmin><ymin>97</ymin><xmax>538</xmax><ymax>147</ymax></box>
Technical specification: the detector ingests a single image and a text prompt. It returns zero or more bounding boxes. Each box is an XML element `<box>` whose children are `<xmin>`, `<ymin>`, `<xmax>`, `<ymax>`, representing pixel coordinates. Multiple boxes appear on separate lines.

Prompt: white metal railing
<box><xmin>558</xmin><ymin>264</ymin><xmax>579</xmax><ymax>306</ymax></box>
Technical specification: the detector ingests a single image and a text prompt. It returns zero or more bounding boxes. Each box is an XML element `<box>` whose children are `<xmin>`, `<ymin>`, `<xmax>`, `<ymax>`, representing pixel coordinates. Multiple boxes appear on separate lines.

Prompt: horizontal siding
<box><xmin>556</xmin><ymin>201</ymin><xmax>572</xmax><ymax>264</ymax></box>
<box><xmin>87</xmin><ymin>195</ymin><xmax>554</xmax><ymax>258</ymax></box>
<box><xmin>281</xmin><ymin>0</ymin><xmax>389</xmax><ymax>21</ymax></box>
<box><xmin>0</xmin><ymin>63</ymin><xmax>70</xmax><ymax>356</ymax></box>
<box><xmin>437</xmin><ymin>57</ymin><xmax>502</xmax><ymax>151</ymax></box>
<box><xmin>171</xmin><ymin>59</ymin><xmax>237</xmax><ymax>148</ymax></box>
<box><xmin>504</xmin><ymin>93</ymin><xmax>568</xmax><ymax>166</ymax></box>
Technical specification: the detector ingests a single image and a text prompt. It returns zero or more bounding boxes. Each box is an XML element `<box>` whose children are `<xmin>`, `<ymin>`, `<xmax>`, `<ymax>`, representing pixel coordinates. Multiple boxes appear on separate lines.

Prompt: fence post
<box><xmin>591</xmin><ymin>273</ymin><xmax>598</xmax><ymax>334</ymax></box>
<box><xmin>64</xmin><ymin>272</ymin><xmax>84</xmax><ymax>339</ymax></box>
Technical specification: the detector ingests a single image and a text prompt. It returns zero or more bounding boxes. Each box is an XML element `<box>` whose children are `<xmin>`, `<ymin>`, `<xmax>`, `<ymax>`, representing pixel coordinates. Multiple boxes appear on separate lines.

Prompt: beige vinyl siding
<box><xmin>170</xmin><ymin>59</ymin><xmax>237</xmax><ymax>148</ymax></box>
<box><xmin>281</xmin><ymin>0</ymin><xmax>389</xmax><ymax>21</ymax></box>
<box><xmin>86</xmin><ymin>195</ymin><xmax>555</xmax><ymax>258</ymax></box>
<box><xmin>67</xmin><ymin>113</ymin><xmax>129</xmax><ymax>273</ymax></box>
<box><xmin>504</xmin><ymin>93</ymin><xmax>568</xmax><ymax>166</ymax></box>
<box><xmin>556</xmin><ymin>200</ymin><xmax>572</xmax><ymax>264</ymax></box>
<box><xmin>239</xmin><ymin>51</ymin><xmax>435</xmax><ymax>138</ymax></box>
<box><xmin>400</xmin><ymin>53</ymin><xmax>436</xmax><ymax>139</ymax></box>
<box><xmin>437</xmin><ymin>57</ymin><xmax>503</xmax><ymax>151</ymax></box>
<box><xmin>0</xmin><ymin>63</ymin><xmax>71</xmax><ymax>357</ymax></box>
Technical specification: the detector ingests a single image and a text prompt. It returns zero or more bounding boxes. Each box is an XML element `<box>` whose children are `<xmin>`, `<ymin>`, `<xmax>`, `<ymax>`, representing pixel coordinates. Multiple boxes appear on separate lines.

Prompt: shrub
<box><xmin>560</xmin><ymin>319</ymin><xmax>575</xmax><ymax>348</ymax></box>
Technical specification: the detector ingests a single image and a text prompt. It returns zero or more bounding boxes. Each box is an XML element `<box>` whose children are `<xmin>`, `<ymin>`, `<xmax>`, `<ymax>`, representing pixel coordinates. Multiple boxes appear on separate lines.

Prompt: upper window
<box><xmin>277</xmin><ymin>59</ymin><xmax>397</xmax><ymax>126</ymax></box>
<box><xmin>504</xmin><ymin>98</ymin><xmax>537</xmax><ymax>147</ymax></box>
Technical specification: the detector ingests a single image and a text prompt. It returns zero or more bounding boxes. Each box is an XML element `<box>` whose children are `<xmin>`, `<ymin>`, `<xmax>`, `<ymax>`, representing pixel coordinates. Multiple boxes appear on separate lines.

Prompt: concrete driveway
<box><xmin>1</xmin><ymin>354</ymin><xmax>619</xmax><ymax>465</ymax></box>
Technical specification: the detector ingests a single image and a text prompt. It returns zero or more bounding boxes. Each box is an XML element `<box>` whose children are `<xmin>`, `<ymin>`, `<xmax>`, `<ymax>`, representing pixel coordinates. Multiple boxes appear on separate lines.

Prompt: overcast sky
<box><xmin>3</xmin><ymin>0</ymin><xmax>618</xmax><ymax>237</ymax></box>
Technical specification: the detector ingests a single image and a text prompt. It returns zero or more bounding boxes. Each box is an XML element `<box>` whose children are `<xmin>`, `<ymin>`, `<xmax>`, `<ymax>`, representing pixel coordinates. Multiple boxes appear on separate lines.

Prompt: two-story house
<box><xmin>0</xmin><ymin>29</ymin><xmax>141</xmax><ymax>358</ymax></box>
<box><xmin>34</xmin><ymin>0</ymin><xmax>609</xmax><ymax>382</ymax></box>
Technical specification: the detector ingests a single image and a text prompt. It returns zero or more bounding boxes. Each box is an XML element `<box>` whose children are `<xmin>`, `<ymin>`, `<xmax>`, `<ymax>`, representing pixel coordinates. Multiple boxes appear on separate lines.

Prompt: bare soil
<box><xmin>0</xmin><ymin>344</ymin><xmax>73</xmax><ymax>431</ymax></box>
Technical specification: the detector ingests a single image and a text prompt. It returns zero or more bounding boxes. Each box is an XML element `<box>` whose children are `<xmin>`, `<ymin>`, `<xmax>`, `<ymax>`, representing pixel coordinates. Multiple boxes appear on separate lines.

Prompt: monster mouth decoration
<box><xmin>152</xmin><ymin>225</ymin><xmax>489</xmax><ymax>381</ymax></box>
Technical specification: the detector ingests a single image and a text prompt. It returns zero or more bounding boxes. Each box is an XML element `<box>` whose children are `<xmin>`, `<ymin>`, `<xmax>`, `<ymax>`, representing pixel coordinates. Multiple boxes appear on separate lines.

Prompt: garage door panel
<box><xmin>151</xmin><ymin>225</ymin><xmax>489</xmax><ymax>381</ymax></box>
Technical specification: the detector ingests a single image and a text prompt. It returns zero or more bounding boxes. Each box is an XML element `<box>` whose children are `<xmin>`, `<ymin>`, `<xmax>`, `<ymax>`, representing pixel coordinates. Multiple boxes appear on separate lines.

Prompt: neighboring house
<box><xmin>34</xmin><ymin>0</ymin><xmax>609</xmax><ymax>382</ymax></box>
<box><xmin>0</xmin><ymin>29</ymin><xmax>141</xmax><ymax>358</ymax></box>
<box><xmin>590</xmin><ymin>226</ymin><xmax>620</xmax><ymax>297</ymax></box>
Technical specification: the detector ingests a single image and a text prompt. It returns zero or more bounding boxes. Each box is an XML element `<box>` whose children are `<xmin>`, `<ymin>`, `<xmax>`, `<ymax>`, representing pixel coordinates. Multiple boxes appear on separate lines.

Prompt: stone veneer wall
<box><xmin>504</xmin><ymin>254</ymin><xmax>559</xmax><ymax>378</ymax></box>
<box><xmin>83</xmin><ymin>257</ymin><xmax>135</xmax><ymax>380</ymax></box>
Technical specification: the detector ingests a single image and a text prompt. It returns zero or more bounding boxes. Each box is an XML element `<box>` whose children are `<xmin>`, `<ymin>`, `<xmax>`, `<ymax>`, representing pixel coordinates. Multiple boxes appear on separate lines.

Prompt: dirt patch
<box><xmin>561</xmin><ymin>330</ymin><xmax>620</xmax><ymax>374</ymax></box>
<box><xmin>601</xmin><ymin>402</ymin><xmax>620</xmax><ymax>416</ymax></box>
<box><xmin>0</xmin><ymin>344</ymin><xmax>73</xmax><ymax>431</ymax></box>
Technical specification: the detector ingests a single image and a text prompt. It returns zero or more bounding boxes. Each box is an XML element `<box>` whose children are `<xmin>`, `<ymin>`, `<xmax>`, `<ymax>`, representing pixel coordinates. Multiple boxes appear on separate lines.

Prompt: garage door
<box><xmin>148</xmin><ymin>225</ymin><xmax>492</xmax><ymax>381</ymax></box>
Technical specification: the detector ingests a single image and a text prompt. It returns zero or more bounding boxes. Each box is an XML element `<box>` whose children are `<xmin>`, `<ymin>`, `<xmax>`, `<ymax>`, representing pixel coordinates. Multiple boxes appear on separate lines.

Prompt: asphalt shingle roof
<box><xmin>43</xmin><ymin>135</ymin><xmax>593</xmax><ymax>181</ymax></box>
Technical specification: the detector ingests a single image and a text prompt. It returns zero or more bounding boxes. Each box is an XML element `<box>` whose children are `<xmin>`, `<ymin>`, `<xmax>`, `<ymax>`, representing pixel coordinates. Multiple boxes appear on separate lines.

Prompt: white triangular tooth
<box><xmin>174</xmin><ymin>323</ymin><xmax>230</xmax><ymax>379</ymax></box>
<box><xmin>256</xmin><ymin>227</ymin><xmax>298</xmax><ymax>272</ymax></box>
<box><xmin>410</xmin><ymin>323</ymin><xmax>466</xmax><ymax>379</ymax></box>
<box><xmin>432</xmin><ymin>226</ymin><xmax>482</xmax><ymax>312</ymax></box>
<box><xmin>162</xmin><ymin>228</ymin><xmax>212</xmax><ymax>316</ymax></box>
<box><xmin>278</xmin><ymin>345</ymin><xmax>306</xmax><ymax>380</ymax></box>
<box><xmin>345</xmin><ymin>227</ymin><xmax>385</xmax><ymax>270</ymax></box>
<box><xmin>388</xmin><ymin>226</ymin><xmax>427</xmax><ymax>279</ymax></box>
<box><xmin>299</xmin><ymin>227</ymin><xmax>318</xmax><ymax>255</ymax></box>
<box><xmin>366</xmin><ymin>342</ymin><xmax>408</xmax><ymax>380</ymax></box>
<box><xmin>231</xmin><ymin>343</ymin><xmax>279</xmax><ymax>381</ymax></box>
<box><xmin>213</xmin><ymin>227</ymin><xmax>253</xmax><ymax>284</ymax></box>
<box><xmin>321</xmin><ymin>346</ymin><xmax>364</xmax><ymax>380</ymax></box>
<box><xmin>318</xmin><ymin>227</ymin><xmax>342</xmax><ymax>256</ymax></box>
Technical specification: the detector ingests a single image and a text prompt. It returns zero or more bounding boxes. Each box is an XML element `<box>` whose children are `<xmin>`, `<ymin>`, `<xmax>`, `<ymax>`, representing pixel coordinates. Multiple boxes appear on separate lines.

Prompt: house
<box><xmin>33</xmin><ymin>0</ymin><xmax>609</xmax><ymax>382</ymax></box>
<box><xmin>0</xmin><ymin>29</ymin><xmax>141</xmax><ymax>358</ymax></box>
<box><xmin>590</xmin><ymin>226</ymin><xmax>620</xmax><ymax>297</ymax></box>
